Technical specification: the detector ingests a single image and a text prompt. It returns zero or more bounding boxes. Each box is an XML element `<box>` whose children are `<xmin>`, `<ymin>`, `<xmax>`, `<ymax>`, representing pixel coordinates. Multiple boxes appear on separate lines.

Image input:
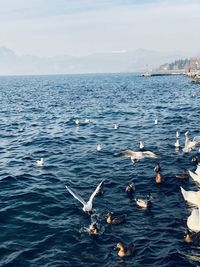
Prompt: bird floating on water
<box><xmin>125</xmin><ymin>183</ymin><xmax>135</xmax><ymax>197</ymax></box>
<box><xmin>88</xmin><ymin>223</ymin><xmax>99</xmax><ymax>235</ymax></box>
<box><xmin>115</xmin><ymin>150</ymin><xmax>158</xmax><ymax>163</ymax></box>
<box><xmin>184</xmin><ymin>229</ymin><xmax>200</xmax><ymax>245</ymax></box>
<box><xmin>36</xmin><ymin>158</ymin><xmax>44</xmax><ymax>167</ymax></box>
<box><xmin>113</xmin><ymin>123</ymin><xmax>119</xmax><ymax>129</ymax></box>
<box><xmin>96</xmin><ymin>144</ymin><xmax>102</xmax><ymax>151</ymax></box>
<box><xmin>154</xmin><ymin>163</ymin><xmax>161</xmax><ymax>173</ymax></box>
<box><xmin>74</xmin><ymin>119</ymin><xmax>80</xmax><ymax>126</ymax></box>
<box><xmin>116</xmin><ymin>242</ymin><xmax>135</xmax><ymax>258</ymax></box>
<box><xmin>65</xmin><ymin>180</ymin><xmax>104</xmax><ymax>213</ymax></box>
<box><xmin>155</xmin><ymin>172</ymin><xmax>164</xmax><ymax>184</ymax></box>
<box><xmin>105</xmin><ymin>211</ymin><xmax>127</xmax><ymax>225</ymax></box>
<box><xmin>84</xmin><ymin>118</ymin><xmax>91</xmax><ymax>124</ymax></box>
<box><xmin>135</xmin><ymin>193</ymin><xmax>151</xmax><ymax>209</ymax></box>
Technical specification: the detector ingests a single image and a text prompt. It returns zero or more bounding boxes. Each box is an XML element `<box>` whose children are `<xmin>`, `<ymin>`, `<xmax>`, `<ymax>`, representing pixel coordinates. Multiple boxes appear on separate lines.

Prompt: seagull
<box><xmin>183</xmin><ymin>131</ymin><xmax>200</xmax><ymax>153</ymax></box>
<box><xmin>113</xmin><ymin>123</ymin><xmax>119</xmax><ymax>129</ymax></box>
<box><xmin>74</xmin><ymin>119</ymin><xmax>80</xmax><ymax>126</ymax></box>
<box><xmin>115</xmin><ymin>150</ymin><xmax>158</xmax><ymax>163</ymax></box>
<box><xmin>180</xmin><ymin>187</ymin><xmax>200</xmax><ymax>206</ymax></box>
<box><xmin>187</xmin><ymin>207</ymin><xmax>200</xmax><ymax>232</ymax></box>
<box><xmin>36</xmin><ymin>158</ymin><xmax>44</xmax><ymax>167</ymax></box>
<box><xmin>84</xmin><ymin>118</ymin><xmax>91</xmax><ymax>124</ymax></box>
<box><xmin>65</xmin><ymin>180</ymin><xmax>104</xmax><ymax>213</ymax></box>
<box><xmin>96</xmin><ymin>144</ymin><xmax>102</xmax><ymax>151</ymax></box>
<box><xmin>139</xmin><ymin>141</ymin><xmax>144</xmax><ymax>149</ymax></box>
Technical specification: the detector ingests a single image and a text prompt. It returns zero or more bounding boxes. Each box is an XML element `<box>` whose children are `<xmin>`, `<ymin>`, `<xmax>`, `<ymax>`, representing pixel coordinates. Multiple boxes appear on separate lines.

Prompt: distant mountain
<box><xmin>156</xmin><ymin>57</ymin><xmax>200</xmax><ymax>72</ymax></box>
<box><xmin>0</xmin><ymin>46</ymin><xmax>193</xmax><ymax>75</ymax></box>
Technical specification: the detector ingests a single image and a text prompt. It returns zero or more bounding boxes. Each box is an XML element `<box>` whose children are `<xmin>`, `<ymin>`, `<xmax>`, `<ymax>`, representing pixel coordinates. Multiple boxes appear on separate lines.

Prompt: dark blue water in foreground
<box><xmin>0</xmin><ymin>73</ymin><xmax>200</xmax><ymax>267</ymax></box>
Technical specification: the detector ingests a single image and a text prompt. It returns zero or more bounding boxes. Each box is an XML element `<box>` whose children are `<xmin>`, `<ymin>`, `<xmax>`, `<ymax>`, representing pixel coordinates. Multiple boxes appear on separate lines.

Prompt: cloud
<box><xmin>0</xmin><ymin>0</ymin><xmax>200</xmax><ymax>57</ymax></box>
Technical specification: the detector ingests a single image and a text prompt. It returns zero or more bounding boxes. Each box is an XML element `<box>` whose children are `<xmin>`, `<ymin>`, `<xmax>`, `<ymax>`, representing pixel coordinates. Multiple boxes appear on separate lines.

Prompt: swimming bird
<box><xmin>180</xmin><ymin>187</ymin><xmax>200</xmax><ymax>206</ymax></box>
<box><xmin>96</xmin><ymin>144</ymin><xmax>102</xmax><ymax>151</ymax></box>
<box><xmin>65</xmin><ymin>180</ymin><xmax>104</xmax><ymax>213</ymax></box>
<box><xmin>155</xmin><ymin>172</ymin><xmax>164</xmax><ymax>184</ymax></box>
<box><xmin>188</xmin><ymin>170</ymin><xmax>200</xmax><ymax>185</ymax></box>
<box><xmin>105</xmin><ymin>211</ymin><xmax>127</xmax><ymax>225</ymax></box>
<box><xmin>36</xmin><ymin>158</ymin><xmax>44</xmax><ymax>167</ymax></box>
<box><xmin>184</xmin><ymin>229</ymin><xmax>200</xmax><ymax>245</ymax></box>
<box><xmin>183</xmin><ymin>131</ymin><xmax>200</xmax><ymax>153</ymax></box>
<box><xmin>139</xmin><ymin>141</ymin><xmax>144</xmax><ymax>149</ymax></box>
<box><xmin>74</xmin><ymin>119</ymin><xmax>80</xmax><ymax>126</ymax></box>
<box><xmin>154</xmin><ymin>163</ymin><xmax>161</xmax><ymax>173</ymax></box>
<box><xmin>192</xmin><ymin>155</ymin><xmax>199</xmax><ymax>165</ymax></box>
<box><xmin>187</xmin><ymin>207</ymin><xmax>200</xmax><ymax>232</ymax></box>
<box><xmin>89</xmin><ymin>223</ymin><xmax>99</xmax><ymax>235</ymax></box>
<box><xmin>84</xmin><ymin>118</ymin><xmax>91</xmax><ymax>124</ymax></box>
<box><xmin>125</xmin><ymin>183</ymin><xmax>135</xmax><ymax>197</ymax></box>
<box><xmin>115</xmin><ymin>150</ymin><xmax>158</xmax><ymax>163</ymax></box>
<box><xmin>113</xmin><ymin>123</ymin><xmax>119</xmax><ymax>129</ymax></box>
<box><xmin>116</xmin><ymin>242</ymin><xmax>135</xmax><ymax>258</ymax></box>
<box><xmin>135</xmin><ymin>193</ymin><xmax>151</xmax><ymax>209</ymax></box>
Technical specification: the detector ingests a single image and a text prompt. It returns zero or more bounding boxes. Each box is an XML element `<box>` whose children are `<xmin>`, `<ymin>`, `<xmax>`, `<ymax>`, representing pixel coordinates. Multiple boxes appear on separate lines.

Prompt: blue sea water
<box><xmin>0</xmin><ymin>73</ymin><xmax>200</xmax><ymax>267</ymax></box>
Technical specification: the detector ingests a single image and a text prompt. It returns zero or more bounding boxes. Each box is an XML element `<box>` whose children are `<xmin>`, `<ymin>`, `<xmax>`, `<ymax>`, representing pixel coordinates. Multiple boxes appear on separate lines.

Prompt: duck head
<box><xmin>184</xmin><ymin>229</ymin><xmax>192</xmax><ymax>243</ymax></box>
<box><xmin>116</xmin><ymin>242</ymin><xmax>124</xmax><ymax>250</ymax></box>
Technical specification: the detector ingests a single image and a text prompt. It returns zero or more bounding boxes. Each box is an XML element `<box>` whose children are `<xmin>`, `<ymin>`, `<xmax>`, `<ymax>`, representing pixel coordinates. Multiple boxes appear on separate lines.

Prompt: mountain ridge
<box><xmin>0</xmin><ymin>46</ymin><xmax>194</xmax><ymax>75</ymax></box>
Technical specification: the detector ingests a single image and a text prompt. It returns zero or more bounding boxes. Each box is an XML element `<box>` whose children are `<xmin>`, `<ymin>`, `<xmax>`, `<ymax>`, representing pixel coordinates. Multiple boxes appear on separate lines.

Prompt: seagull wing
<box><xmin>115</xmin><ymin>150</ymin><xmax>136</xmax><ymax>158</ymax></box>
<box><xmin>193</xmin><ymin>136</ymin><xmax>200</xmax><ymax>144</ymax></box>
<box><xmin>89</xmin><ymin>180</ymin><xmax>104</xmax><ymax>203</ymax></box>
<box><xmin>142</xmin><ymin>151</ymin><xmax>158</xmax><ymax>158</ymax></box>
<box><xmin>65</xmin><ymin>185</ymin><xmax>86</xmax><ymax>206</ymax></box>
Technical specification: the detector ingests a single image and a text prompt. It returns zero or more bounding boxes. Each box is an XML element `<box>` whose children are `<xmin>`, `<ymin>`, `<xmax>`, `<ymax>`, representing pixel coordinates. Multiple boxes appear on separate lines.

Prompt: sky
<box><xmin>0</xmin><ymin>0</ymin><xmax>200</xmax><ymax>57</ymax></box>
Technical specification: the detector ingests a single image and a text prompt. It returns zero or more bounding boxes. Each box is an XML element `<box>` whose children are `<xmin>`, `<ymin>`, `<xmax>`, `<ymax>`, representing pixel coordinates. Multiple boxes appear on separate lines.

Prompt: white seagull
<box><xmin>74</xmin><ymin>119</ymin><xmax>80</xmax><ymax>126</ymax></box>
<box><xmin>187</xmin><ymin>207</ymin><xmax>200</xmax><ymax>232</ymax></box>
<box><xmin>96</xmin><ymin>144</ymin><xmax>102</xmax><ymax>151</ymax></box>
<box><xmin>180</xmin><ymin>187</ymin><xmax>200</xmax><ymax>206</ymax></box>
<box><xmin>183</xmin><ymin>131</ymin><xmax>200</xmax><ymax>153</ymax></box>
<box><xmin>36</xmin><ymin>158</ymin><xmax>44</xmax><ymax>167</ymax></box>
<box><xmin>115</xmin><ymin>150</ymin><xmax>158</xmax><ymax>163</ymax></box>
<box><xmin>65</xmin><ymin>180</ymin><xmax>104</xmax><ymax>213</ymax></box>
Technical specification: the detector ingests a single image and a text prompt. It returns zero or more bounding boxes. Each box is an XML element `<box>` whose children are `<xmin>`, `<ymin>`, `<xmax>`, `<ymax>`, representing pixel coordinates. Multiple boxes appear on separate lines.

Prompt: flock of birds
<box><xmin>35</xmin><ymin>119</ymin><xmax>200</xmax><ymax>257</ymax></box>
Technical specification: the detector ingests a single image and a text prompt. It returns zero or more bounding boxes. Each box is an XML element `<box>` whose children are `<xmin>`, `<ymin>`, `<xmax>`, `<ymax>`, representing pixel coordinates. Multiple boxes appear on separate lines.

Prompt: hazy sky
<box><xmin>0</xmin><ymin>0</ymin><xmax>200</xmax><ymax>57</ymax></box>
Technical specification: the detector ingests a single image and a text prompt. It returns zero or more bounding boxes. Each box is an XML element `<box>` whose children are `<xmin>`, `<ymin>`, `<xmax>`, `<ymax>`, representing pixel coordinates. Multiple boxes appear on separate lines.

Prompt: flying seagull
<box><xmin>183</xmin><ymin>131</ymin><xmax>200</xmax><ymax>153</ymax></box>
<box><xmin>65</xmin><ymin>180</ymin><xmax>104</xmax><ymax>213</ymax></box>
<box><xmin>115</xmin><ymin>150</ymin><xmax>158</xmax><ymax>163</ymax></box>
